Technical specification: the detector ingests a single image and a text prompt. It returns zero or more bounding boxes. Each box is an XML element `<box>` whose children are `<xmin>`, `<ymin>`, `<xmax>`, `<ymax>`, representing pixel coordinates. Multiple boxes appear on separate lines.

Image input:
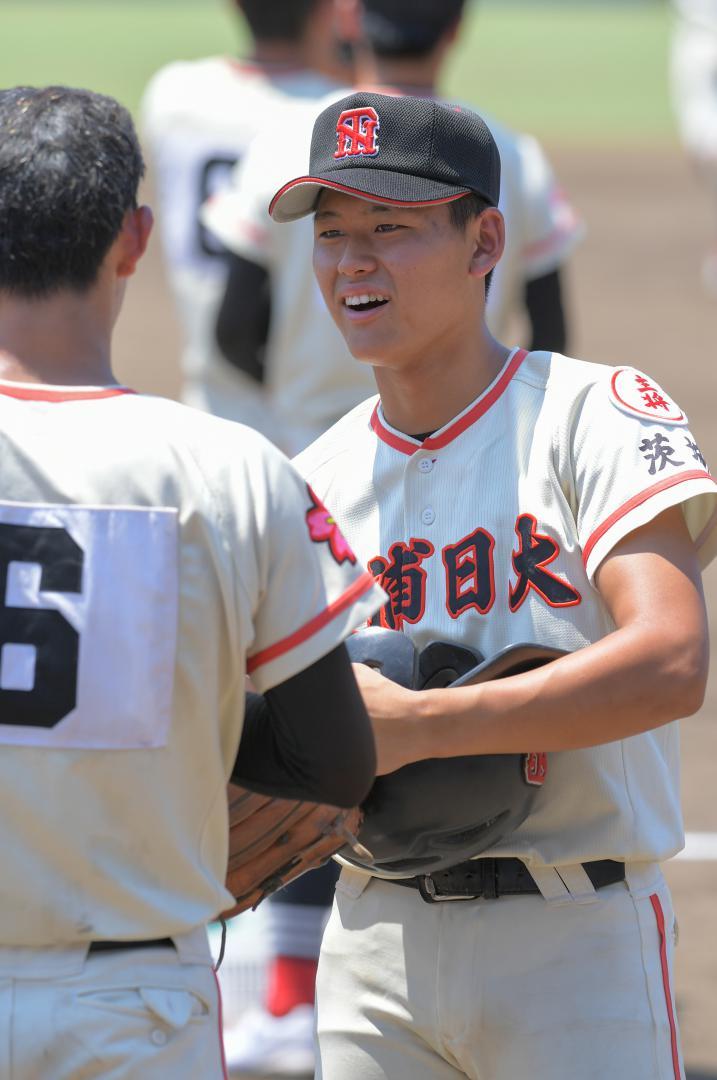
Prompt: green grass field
<box><xmin>0</xmin><ymin>1</ymin><xmax>675</xmax><ymax>145</ymax></box>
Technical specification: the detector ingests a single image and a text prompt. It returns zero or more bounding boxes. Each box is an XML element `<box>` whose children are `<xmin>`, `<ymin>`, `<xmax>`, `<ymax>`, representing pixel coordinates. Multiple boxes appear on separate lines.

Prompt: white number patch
<box><xmin>0</xmin><ymin>502</ymin><xmax>178</xmax><ymax>748</ymax></box>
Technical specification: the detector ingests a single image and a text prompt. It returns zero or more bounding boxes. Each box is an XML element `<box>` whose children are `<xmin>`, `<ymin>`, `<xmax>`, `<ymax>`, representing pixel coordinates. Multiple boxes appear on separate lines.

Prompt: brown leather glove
<box><xmin>223</xmin><ymin>782</ymin><xmax>370</xmax><ymax>917</ymax></box>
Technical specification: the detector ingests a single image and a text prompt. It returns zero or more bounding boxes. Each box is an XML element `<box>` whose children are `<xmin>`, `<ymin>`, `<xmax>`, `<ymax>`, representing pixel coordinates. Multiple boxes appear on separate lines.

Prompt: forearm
<box><xmin>414</xmin><ymin>622</ymin><xmax>707</xmax><ymax>759</ymax></box>
<box><xmin>232</xmin><ymin>644</ymin><xmax>376</xmax><ymax>805</ymax></box>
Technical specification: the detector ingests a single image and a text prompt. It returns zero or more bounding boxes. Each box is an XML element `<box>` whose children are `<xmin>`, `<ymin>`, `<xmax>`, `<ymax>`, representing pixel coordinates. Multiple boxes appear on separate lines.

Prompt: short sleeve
<box><xmin>200</xmin><ymin>146</ymin><xmax>274</xmax><ymax>268</ymax></box>
<box><xmin>517</xmin><ymin>134</ymin><xmax>585</xmax><ymax>280</ymax></box>
<box><xmin>236</xmin><ymin>446</ymin><xmax>385</xmax><ymax>693</ymax></box>
<box><xmin>570</xmin><ymin>366</ymin><xmax>717</xmax><ymax>581</ymax></box>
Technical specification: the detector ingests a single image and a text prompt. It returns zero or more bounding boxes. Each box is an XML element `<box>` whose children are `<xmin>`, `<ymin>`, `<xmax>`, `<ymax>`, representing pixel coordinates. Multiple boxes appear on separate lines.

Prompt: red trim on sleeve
<box><xmin>582</xmin><ymin>470</ymin><xmax>715</xmax><ymax>569</ymax></box>
<box><xmin>0</xmin><ymin>383</ymin><xmax>135</xmax><ymax>402</ymax></box>
<box><xmin>650</xmin><ymin>894</ymin><xmax>681</xmax><ymax>1080</ymax></box>
<box><xmin>247</xmin><ymin>571</ymin><xmax>377</xmax><ymax>674</ymax></box>
<box><xmin>370</xmin><ymin>349</ymin><xmax>529</xmax><ymax>456</ymax></box>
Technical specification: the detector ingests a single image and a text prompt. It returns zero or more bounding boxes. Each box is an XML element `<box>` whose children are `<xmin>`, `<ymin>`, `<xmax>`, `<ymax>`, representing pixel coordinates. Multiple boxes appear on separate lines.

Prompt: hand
<box><xmin>352</xmin><ymin>662</ymin><xmax>425</xmax><ymax>776</ymax></box>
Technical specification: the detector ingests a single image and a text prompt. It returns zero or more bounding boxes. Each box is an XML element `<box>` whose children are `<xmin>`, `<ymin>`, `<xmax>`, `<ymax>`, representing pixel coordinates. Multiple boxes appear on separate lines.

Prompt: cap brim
<box><xmin>269</xmin><ymin>168</ymin><xmax>472</xmax><ymax>222</ymax></box>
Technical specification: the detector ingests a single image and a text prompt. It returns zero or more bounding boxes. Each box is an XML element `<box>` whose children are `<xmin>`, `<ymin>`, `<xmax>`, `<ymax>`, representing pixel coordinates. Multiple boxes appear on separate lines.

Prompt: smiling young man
<box><xmin>269</xmin><ymin>91</ymin><xmax>717</xmax><ymax>1080</ymax></box>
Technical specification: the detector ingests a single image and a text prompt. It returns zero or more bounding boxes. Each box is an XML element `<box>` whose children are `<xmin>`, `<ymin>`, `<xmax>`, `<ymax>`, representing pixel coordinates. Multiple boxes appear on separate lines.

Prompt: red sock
<box><xmin>265</xmin><ymin>955</ymin><xmax>318</xmax><ymax>1017</ymax></box>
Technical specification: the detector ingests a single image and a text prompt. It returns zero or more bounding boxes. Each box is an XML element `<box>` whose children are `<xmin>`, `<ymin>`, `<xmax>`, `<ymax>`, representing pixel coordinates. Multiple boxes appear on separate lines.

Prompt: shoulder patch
<box><xmin>609</xmin><ymin>367</ymin><xmax>687</xmax><ymax>426</ymax></box>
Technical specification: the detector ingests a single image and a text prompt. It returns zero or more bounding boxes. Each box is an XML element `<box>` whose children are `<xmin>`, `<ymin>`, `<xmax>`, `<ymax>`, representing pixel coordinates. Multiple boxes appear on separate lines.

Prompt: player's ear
<box><xmin>116</xmin><ymin>206</ymin><xmax>154</xmax><ymax>279</ymax></box>
<box><xmin>468</xmin><ymin>207</ymin><xmax>504</xmax><ymax>281</ymax></box>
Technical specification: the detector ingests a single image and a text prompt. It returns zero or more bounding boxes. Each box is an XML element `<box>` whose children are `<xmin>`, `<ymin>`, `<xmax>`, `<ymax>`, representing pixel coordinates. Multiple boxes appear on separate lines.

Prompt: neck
<box><xmin>355</xmin><ymin>53</ymin><xmax>441</xmax><ymax>98</ymax></box>
<box><xmin>0</xmin><ymin>290</ymin><xmax>116</xmax><ymax>386</ymax></box>
<box><xmin>250</xmin><ymin>37</ymin><xmax>342</xmax><ymax>82</ymax></box>
<box><xmin>249</xmin><ymin>43</ymin><xmax>302</xmax><ymax>69</ymax></box>
<box><xmin>373</xmin><ymin>330</ymin><xmax>511</xmax><ymax>437</ymax></box>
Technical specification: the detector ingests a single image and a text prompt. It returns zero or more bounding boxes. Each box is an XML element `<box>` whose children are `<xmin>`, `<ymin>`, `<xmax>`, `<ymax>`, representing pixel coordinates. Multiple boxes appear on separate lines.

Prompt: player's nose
<box><xmin>336</xmin><ymin>237</ymin><xmax>378</xmax><ymax>277</ymax></box>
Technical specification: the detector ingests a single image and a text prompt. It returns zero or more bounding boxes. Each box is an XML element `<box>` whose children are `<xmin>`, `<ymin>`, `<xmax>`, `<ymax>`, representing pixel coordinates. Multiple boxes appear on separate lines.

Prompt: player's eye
<box><xmin>317</xmin><ymin>228</ymin><xmax>343</xmax><ymax>240</ymax></box>
<box><xmin>375</xmin><ymin>223</ymin><xmax>402</xmax><ymax>233</ymax></box>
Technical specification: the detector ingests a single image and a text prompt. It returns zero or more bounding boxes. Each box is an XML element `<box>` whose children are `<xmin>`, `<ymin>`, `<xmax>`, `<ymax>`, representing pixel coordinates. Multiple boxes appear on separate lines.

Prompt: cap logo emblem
<box><xmin>334</xmin><ymin>107</ymin><xmax>380</xmax><ymax>159</ymax></box>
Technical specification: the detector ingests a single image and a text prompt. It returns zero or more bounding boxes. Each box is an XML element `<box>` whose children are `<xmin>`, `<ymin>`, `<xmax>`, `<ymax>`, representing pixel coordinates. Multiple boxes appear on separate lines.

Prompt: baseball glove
<box><xmin>343</xmin><ymin>627</ymin><xmax>565</xmax><ymax>877</ymax></box>
<box><xmin>223</xmin><ymin>782</ymin><xmax>370</xmax><ymax>917</ymax></box>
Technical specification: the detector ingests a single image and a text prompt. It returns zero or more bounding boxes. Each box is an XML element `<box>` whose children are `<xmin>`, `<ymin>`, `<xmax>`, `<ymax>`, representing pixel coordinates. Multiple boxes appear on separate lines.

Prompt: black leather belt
<box><xmin>390</xmin><ymin>857</ymin><xmax>625</xmax><ymax>903</ymax></box>
<box><xmin>88</xmin><ymin>937</ymin><xmax>175</xmax><ymax>954</ymax></box>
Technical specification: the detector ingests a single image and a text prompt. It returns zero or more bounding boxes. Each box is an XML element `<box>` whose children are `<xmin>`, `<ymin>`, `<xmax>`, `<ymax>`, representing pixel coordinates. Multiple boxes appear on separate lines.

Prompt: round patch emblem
<box><xmin>609</xmin><ymin>367</ymin><xmax>687</xmax><ymax>425</ymax></box>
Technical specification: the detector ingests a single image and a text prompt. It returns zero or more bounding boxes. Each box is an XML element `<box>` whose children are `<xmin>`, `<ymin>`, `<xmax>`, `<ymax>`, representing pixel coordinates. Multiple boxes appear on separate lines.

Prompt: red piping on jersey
<box><xmin>650</xmin><ymin>894</ymin><xmax>681</xmax><ymax>1080</ymax></box>
<box><xmin>269</xmin><ymin>176</ymin><xmax>470</xmax><ymax>217</ymax></box>
<box><xmin>212</xmin><ymin>967</ymin><xmax>230</xmax><ymax>1080</ymax></box>
<box><xmin>0</xmin><ymin>384</ymin><xmax>135</xmax><ymax>402</ymax></box>
<box><xmin>370</xmin><ymin>348</ymin><xmax>529</xmax><ymax>456</ymax></box>
<box><xmin>247</xmin><ymin>571</ymin><xmax>377</xmax><ymax>674</ymax></box>
<box><xmin>581</xmin><ymin>469</ymin><xmax>715</xmax><ymax>569</ymax></box>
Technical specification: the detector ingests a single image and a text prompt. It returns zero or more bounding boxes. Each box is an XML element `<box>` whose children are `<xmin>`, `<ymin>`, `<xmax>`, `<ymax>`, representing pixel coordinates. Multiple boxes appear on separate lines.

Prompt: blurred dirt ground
<box><xmin>115</xmin><ymin>144</ymin><xmax>717</xmax><ymax>1078</ymax></box>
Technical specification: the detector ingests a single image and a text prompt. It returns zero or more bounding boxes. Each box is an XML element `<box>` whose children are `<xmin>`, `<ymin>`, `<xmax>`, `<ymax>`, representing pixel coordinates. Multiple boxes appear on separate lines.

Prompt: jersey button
<box><xmin>421</xmin><ymin>508</ymin><xmax>436</xmax><ymax>526</ymax></box>
<box><xmin>150</xmin><ymin>1029</ymin><xmax>168</xmax><ymax>1047</ymax></box>
<box><xmin>418</xmin><ymin>458</ymin><xmax>434</xmax><ymax>473</ymax></box>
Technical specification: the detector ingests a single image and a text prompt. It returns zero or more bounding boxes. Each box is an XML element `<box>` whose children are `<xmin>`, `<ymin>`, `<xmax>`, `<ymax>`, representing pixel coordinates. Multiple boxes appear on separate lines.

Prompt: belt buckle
<box><xmin>417</xmin><ymin>874</ymin><xmax>481</xmax><ymax>904</ymax></box>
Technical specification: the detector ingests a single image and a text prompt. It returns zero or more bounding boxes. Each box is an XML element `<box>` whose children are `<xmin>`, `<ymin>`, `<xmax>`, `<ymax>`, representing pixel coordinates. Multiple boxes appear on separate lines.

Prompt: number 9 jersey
<box><xmin>0</xmin><ymin>380</ymin><xmax>384</xmax><ymax>945</ymax></box>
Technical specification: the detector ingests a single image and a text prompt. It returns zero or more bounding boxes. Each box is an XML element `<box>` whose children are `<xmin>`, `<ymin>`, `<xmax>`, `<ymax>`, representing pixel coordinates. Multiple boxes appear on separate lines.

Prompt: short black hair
<box><xmin>448</xmin><ymin>192</ymin><xmax>493</xmax><ymax>232</ymax></box>
<box><xmin>0</xmin><ymin>86</ymin><xmax>144</xmax><ymax>298</ymax></box>
<box><xmin>448</xmin><ymin>193</ymin><xmax>495</xmax><ymax>293</ymax></box>
<box><xmin>362</xmin><ymin>0</ymin><xmax>467</xmax><ymax>59</ymax></box>
<box><xmin>239</xmin><ymin>0</ymin><xmax>320</xmax><ymax>42</ymax></box>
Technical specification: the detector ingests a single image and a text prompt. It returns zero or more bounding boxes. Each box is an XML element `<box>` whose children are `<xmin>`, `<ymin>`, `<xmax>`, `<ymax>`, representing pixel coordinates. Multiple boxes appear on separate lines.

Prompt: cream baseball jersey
<box><xmin>0</xmin><ymin>381</ymin><xmax>383</xmax><ymax>945</ymax></box>
<box><xmin>294</xmin><ymin>349</ymin><xmax>717</xmax><ymax>872</ymax></box>
<box><xmin>140</xmin><ymin>58</ymin><xmax>339</xmax><ymax>435</ymax></box>
<box><xmin>202</xmin><ymin>93</ymin><xmax>582</xmax><ymax>454</ymax></box>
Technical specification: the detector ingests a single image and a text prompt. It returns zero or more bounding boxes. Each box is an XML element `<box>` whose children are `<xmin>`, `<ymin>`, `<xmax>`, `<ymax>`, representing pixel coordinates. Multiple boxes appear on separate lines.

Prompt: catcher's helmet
<box><xmin>344</xmin><ymin>627</ymin><xmax>565</xmax><ymax>876</ymax></box>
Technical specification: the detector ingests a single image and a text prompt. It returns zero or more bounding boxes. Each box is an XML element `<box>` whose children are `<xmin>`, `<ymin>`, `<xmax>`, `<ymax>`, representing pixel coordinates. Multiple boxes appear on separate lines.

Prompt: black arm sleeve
<box><xmin>232</xmin><ymin>643</ymin><xmax>376</xmax><ymax>808</ymax></box>
<box><xmin>524</xmin><ymin>267</ymin><xmax>568</xmax><ymax>353</ymax></box>
<box><xmin>215</xmin><ymin>253</ymin><xmax>271</xmax><ymax>384</ymax></box>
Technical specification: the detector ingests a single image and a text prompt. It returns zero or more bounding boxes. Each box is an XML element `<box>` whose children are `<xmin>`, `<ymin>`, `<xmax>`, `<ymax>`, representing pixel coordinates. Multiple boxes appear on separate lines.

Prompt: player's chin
<box><xmin>341</xmin><ymin>325</ymin><xmax>395</xmax><ymax>365</ymax></box>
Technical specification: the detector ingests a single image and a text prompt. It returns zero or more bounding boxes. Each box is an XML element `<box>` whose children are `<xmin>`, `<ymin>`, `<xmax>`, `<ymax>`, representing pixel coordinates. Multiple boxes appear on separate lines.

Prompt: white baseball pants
<box><xmin>316</xmin><ymin>863</ymin><xmax>684</xmax><ymax>1080</ymax></box>
<box><xmin>0</xmin><ymin>927</ymin><xmax>228</xmax><ymax>1079</ymax></box>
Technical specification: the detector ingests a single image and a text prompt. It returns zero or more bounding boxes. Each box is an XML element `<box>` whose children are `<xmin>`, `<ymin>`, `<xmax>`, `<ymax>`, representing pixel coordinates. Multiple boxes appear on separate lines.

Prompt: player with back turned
<box><xmin>0</xmin><ymin>85</ymin><xmax>383</xmax><ymax>1079</ymax></box>
<box><xmin>271</xmin><ymin>90</ymin><xmax>717</xmax><ymax>1079</ymax></box>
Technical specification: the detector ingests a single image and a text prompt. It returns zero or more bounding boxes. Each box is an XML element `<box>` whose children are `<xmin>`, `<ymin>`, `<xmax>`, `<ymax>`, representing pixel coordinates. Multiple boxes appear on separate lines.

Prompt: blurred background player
<box><xmin>203</xmin><ymin>0</ymin><xmax>583</xmax><ymax>458</ymax></box>
<box><xmin>205</xmin><ymin>1</ymin><xmax>583</xmax><ymax>1073</ymax></box>
<box><xmin>670</xmin><ymin>0</ymin><xmax>717</xmax><ymax>293</ymax></box>
<box><xmin>140</xmin><ymin>0</ymin><xmax>352</xmax><ymax>439</ymax></box>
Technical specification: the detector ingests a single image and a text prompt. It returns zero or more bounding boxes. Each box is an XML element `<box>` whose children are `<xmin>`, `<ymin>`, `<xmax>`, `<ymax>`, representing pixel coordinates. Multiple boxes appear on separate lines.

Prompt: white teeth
<box><xmin>344</xmin><ymin>294</ymin><xmax>388</xmax><ymax>307</ymax></box>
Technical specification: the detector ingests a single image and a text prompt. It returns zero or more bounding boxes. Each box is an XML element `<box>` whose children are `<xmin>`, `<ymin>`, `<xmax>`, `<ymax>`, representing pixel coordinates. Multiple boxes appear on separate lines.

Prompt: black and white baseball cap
<box><xmin>269</xmin><ymin>91</ymin><xmax>501</xmax><ymax>223</ymax></box>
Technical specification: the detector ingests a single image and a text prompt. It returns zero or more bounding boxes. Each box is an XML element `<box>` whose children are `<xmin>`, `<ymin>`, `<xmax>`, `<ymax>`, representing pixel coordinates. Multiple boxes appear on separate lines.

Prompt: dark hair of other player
<box><xmin>0</xmin><ymin>86</ymin><xmax>144</xmax><ymax>298</ymax></box>
<box><xmin>236</xmin><ymin>0</ymin><xmax>322</xmax><ymax>42</ymax></box>
<box><xmin>362</xmin><ymin>0</ymin><xmax>467</xmax><ymax>58</ymax></box>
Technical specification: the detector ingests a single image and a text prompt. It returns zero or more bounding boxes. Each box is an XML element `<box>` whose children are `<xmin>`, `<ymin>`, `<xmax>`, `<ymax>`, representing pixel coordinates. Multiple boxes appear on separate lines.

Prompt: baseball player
<box><xmin>140</xmin><ymin>0</ymin><xmax>350</xmax><ymax>439</ymax></box>
<box><xmin>202</xmin><ymin>0</ymin><xmax>582</xmax><ymax>456</ymax></box>
<box><xmin>670</xmin><ymin>0</ymin><xmax>717</xmax><ymax>292</ymax></box>
<box><xmin>0</xmin><ymin>85</ymin><xmax>384</xmax><ymax>1080</ymax></box>
<box><xmin>273</xmin><ymin>90</ymin><xmax>717</xmax><ymax>1079</ymax></box>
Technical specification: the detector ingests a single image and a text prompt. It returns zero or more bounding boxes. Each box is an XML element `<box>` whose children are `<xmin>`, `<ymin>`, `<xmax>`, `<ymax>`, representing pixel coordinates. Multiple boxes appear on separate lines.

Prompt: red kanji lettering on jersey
<box><xmin>368</xmin><ymin>538</ymin><xmax>434</xmax><ymax>630</ymax></box>
<box><xmin>609</xmin><ymin>368</ymin><xmax>686</xmax><ymax>424</ymax></box>
<box><xmin>305</xmin><ymin>485</ymin><xmax>357</xmax><ymax>566</ymax></box>
<box><xmin>334</xmin><ymin>107</ymin><xmax>380</xmax><ymax>159</ymax></box>
<box><xmin>509</xmin><ymin>513</ymin><xmax>581</xmax><ymax>612</ymax></box>
<box><xmin>524</xmin><ymin>752</ymin><xmax>547</xmax><ymax>786</ymax></box>
<box><xmin>442</xmin><ymin>527</ymin><xmax>496</xmax><ymax>619</ymax></box>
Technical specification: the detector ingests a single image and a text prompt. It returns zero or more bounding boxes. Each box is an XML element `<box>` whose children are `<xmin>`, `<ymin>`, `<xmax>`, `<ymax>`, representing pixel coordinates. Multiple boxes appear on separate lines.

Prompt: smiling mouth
<box><xmin>343</xmin><ymin>294</ymin><xmax>390</xmax><ymax>312</ymax></box>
